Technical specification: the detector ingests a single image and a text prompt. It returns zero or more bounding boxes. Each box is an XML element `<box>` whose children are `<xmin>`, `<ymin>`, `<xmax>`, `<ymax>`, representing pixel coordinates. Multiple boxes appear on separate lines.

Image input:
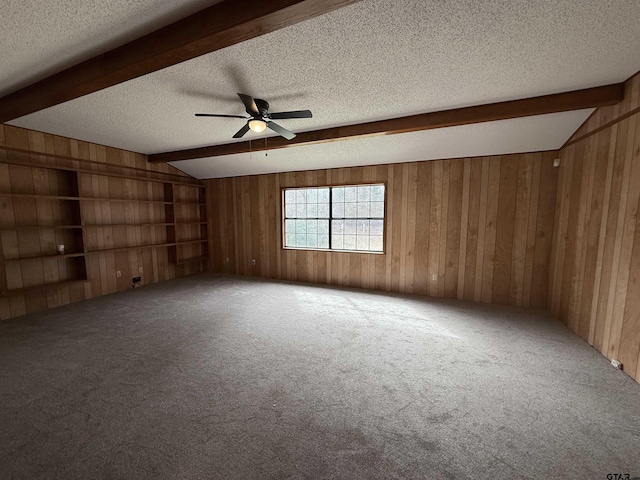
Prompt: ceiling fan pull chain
<box><xmin>265</xmin><ymin>137</ymin><xmax>268</xmax><ymax>156</ymax></box>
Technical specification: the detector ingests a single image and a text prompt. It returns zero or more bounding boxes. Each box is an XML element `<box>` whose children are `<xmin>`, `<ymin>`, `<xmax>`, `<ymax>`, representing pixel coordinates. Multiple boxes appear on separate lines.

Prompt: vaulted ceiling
<box><xmin>2</xmin><ymin>0</ymin><xmax>640</xmax><ymax>178</ymax></box>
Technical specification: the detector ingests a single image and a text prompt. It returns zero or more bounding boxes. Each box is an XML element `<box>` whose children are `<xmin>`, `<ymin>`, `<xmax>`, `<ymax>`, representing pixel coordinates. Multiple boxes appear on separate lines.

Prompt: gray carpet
<box><xmin>0</xmin><ymin>273</ymin><xmax>639</xmax><ymax>479</ymax></box>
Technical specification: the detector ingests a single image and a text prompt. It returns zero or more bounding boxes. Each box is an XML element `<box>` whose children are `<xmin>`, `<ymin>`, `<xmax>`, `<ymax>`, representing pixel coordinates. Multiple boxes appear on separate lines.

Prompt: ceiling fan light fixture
<box><xmin>196</xmin><ymin>94</ymin><xmax>305</xmax><ymax>140</ymax></box>
<box><xmin>248</xmin><ymin>119</ymin><xmax>267</xmax><ymax>133</ymax></box>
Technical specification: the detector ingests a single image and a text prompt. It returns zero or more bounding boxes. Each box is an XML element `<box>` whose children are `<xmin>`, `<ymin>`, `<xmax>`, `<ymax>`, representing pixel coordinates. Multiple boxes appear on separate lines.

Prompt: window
<box><xmin>283</xmin><ymin>184</ymin><xmax>385</xmax><ymax>253</ymax></box>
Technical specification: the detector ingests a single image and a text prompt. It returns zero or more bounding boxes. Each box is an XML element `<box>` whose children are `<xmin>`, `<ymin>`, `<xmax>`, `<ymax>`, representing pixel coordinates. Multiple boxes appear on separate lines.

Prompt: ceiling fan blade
<box><xmin>269</xmin><ymin>110</ymin><xmax>313</xmax><ymax>120</ymax></box>
<box><xmin>267</xmin><ymin>121</ymin><xmax>296</xmax><ymax>140</ymax></box>
<box><xmin>232</xmin><ymin>124</ymin><xmax>251</xmax><ymax>139</ymax></box>
<box><xmin>237</xmin><ymin>93</ymin><xmax>259</xmax><ymax>116</ymax></box>
<box><xmin>195</xmin><ymin>113</ymin><xmax>247</xmax><ymax>119</ymax></box>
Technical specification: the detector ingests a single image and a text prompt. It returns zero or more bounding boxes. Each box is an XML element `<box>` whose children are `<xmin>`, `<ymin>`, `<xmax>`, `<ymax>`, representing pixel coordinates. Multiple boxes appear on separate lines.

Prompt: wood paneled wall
<box><xmin>206</xmin><ymin>151</ymin><xmax>558</xmax><ymax>307</ymax></box>
<box><xmin>549</xmin><ymin>72</ymin><xmax>640</xmax><ymax>382</ymax></box>
<box><xmin>0</xmin><ymin>124</ymin><xmax>204</xmax><ymax>320</ymax></box>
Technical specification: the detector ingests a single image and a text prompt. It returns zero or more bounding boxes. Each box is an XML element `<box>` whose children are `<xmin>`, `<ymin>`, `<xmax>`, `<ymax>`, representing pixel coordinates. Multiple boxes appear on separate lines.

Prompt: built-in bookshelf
<box><xmin>0</xmin><ymin>166</ymin><xmax>87</xmax><ymax>296</ymax></box>
<box><xmin>172</xmin><ymin>184</ymin><xmax>208</xmax><ymax>267</ymax></box>
<box><xmin>0</xmin><ymin>156</ymin><xmax>207</xmax><ymax>298</ymax></box>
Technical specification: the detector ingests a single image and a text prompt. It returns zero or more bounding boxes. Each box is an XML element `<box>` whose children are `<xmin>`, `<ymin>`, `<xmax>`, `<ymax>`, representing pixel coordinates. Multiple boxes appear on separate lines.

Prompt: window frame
<box><xmin>280</xmin><ymin>182</ymin><xmax>387</xmax><ymax>254</ymax></box>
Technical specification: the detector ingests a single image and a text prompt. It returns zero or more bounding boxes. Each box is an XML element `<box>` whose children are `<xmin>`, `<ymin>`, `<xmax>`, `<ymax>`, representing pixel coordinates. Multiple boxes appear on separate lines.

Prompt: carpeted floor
<box><xmin>0</xmin><ymin>273</ymin><xmax>639</xmax><ymax>479</ymax></box>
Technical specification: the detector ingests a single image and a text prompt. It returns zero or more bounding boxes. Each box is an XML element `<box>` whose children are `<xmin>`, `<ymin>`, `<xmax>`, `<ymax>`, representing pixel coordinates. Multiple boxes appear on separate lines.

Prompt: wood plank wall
<box><xmin>0</xmin><ymin>124</ymin><xmax>204</xmax><ymax>320</ymax></box>
<box><xmin>206</xmin><ymin>151</ymin><xmax>558</xmax><ymax>308</ymax></box>
<box><xmin>549</xmin><ymin>72</ymin><xmax>640</xmax><ymax>382</ymax></box>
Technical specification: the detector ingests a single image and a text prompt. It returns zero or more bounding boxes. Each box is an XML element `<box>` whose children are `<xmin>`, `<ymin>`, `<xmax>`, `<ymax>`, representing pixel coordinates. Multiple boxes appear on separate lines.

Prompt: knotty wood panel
<box><xmin>0</xmin><ymin>124</ymin><xmax>204</xmax><ymax>320</ymax></box>
<box><xmin>549</xmin><ymin>72</ymin><xmax>640</xmax><ymax>383</ymax></box>
<box><xmin>206</xmin><ymin>151</ymin><xmax>558</xmax><ymax>309</ymax></box>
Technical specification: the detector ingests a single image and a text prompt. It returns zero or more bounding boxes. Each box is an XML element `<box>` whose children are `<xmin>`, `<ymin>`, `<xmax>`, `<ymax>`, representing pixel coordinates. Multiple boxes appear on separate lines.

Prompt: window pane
<box><xmin>357</xmin><ymin>185</ymin><xmax>371</xmax><ymax>202</ymax></box>
<box><xmin>332</xmin><ymin>202</ymin><xmax>344</xmax><ymax>218</ymax></box>
<box><xmin>296</xmin><ymin>219</ymin><xmax>307</xmax><ymax>234</ymax></box>
<box><xmin>357</xmin><ymin>236</ymin><xmax>369</xmax><ymax>251</ymax></box>
<box><xmin>285</xmin><ymin>233</ymin><xmax>295</xmax><ymax>247</ymax></box>
<box><xmin>332</xmin><ymin>219</ymin><xmax>344</xmax><ymax>234</ymax></box>
<box><xmin>343</xmin><ymin>234</ymin><xmax>356</xmax><ymax>250</ymax></box>
<box><xmin>344</xmin><ymin>187</ymin><xmax>357</xmax><ymax>202</ymax></box>
<box><xmin>285</xmin><ymin>219</ymin><xmax>295</xmax><ymax>236</ymax></box>
<box><xmin>344</xmin><ymin>220</ymin><xmax>356</xmax><ymax>234</ymax></box>
<box><xmin>318</xmin><ymin>203</ymin><xmax>330</xmax><ymax>218</ymax></box>
<box><xmin>317</xmin><ymin>188</ymin><xmax>330</xmax><ymax>203</ymax></box>
<box><xmin>357</xmin><ymin>202</ymin><xmax>369</xmax><ymax>217</ymax></box>
<box><xmin>285</xmin><ymin>204</ymin><xmax>296</xmax><ymax>218</ymax></box>
<box><xmin>307</xmin><ymin>234</ymin><xmax>318</xmax><ymax>248</ymax></box>
<box><xmin>318</xmin><ymin>234</ymin><xmax>329</xmax><ymax>248</ymax></box>
<box><xmin>296</xmin><ymin>234</ymin><xmax>306</xmax><ymax>247</ymax></box>
<box><xmin>307</xmin><ymin>188</ymin><xmax>318</xmax><ymax>203</ymax></box>
<box><xmin>371</xmin><ymin>185</ymin><xmax>385</xmax><ymax>201</ymax></box>
<box><xmin>295</xmin><ymin>190</ymin><xmax>306</xmax><ymax>203</ymax></box>
<box><xmin>333</xmin><ymin>187</ymin><xmax>345</xmax><ymax>202</ymax></box>
<box><xmin>307</xmin><ymin>203</ymin><xmax>318</xmax><ymax>218</ymax></box>
<box><xmin>370</xmin><ymin>235</ymin><xmax>383</xmax><ymax>251</ymax></box>
<box><xmin>307</xmin><ymin>219</ymin><xmax>318</xmax><ymax>234</ymax></box>
<box><xmin>285</xmin><ymin>190</ymin><xmax>296</xmax><ymax>203</ymax></box>
<box><xmin>357</xmin><ymin>219</ymin><xmax>370</xmax><ymax>235</ymax></box>
<box><xmin>296</xmin><ymin>203</ymin><xmax>306</xmax><ymax>218</ymax></box>
<box><xmin>371</xmin><ymin>219</ymin><xmax>384</xmax><ymax>235</ymax></box>
<box><xmin>318</xmin><ymin>220</ymin><xmax>329</xmax><ymax>234</ymax></box>
<box><xmin>370</xmin><ymin>201</ymin><xmax>384</xmax><ymax>218</ymax></box>
<box><xmin>332</xmin><ymin>235</ymin><xmax>343</xmax><ymax>249</ymax></box>
<box><xmin>344</xmin><ymin>203</ymin><xmax>357</xmax><ymax>218</ymax></box>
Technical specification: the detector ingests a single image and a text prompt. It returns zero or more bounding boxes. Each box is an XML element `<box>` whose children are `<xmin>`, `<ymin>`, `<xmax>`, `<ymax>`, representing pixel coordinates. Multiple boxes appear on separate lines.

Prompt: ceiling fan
<box><xmin>195</xmin><ymin>93</ymin><xmax>312</xmax><ymax>140</ymax></box>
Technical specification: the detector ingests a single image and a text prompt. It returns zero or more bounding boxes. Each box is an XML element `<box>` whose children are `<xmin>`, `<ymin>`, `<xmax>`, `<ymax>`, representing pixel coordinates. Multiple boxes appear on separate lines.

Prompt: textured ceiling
<box><xmin>170</xmin><ymin>110</ymin><xmax>593</xmax><ymax>178</ymax></box>
<box><xmin>0</xmin><ymin>0</ymin><xmax>223</xmax><ymax>96</ymax></box>
<box><xmin>3</xmin><ymin>0</ymin><xmax>640</xmax><ymax>178</ymax></box>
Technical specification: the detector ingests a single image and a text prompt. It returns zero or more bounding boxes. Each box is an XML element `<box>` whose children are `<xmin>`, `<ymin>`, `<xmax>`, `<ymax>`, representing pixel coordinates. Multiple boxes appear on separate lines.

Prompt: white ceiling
<box><xmin>171</xmin><ymin>110</ymin><xmax>592</xmax><ymax>178</ymax></box>
<box><xmin>0</xmin><ymin>0</ymin><xmax>224</xmax><ymax>97</ymax></box>
<box><xmin>3</xmin><ymin>0</ymin><xmax>640</xmax><ymax>179</ymax></box>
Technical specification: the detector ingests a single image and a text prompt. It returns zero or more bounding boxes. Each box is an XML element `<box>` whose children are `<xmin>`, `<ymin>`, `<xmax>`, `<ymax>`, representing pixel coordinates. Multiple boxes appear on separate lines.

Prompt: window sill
<box><xmin>282</xmin><ymin>247</ymin><xmax>384</xmax><ymax>255</ymax></box>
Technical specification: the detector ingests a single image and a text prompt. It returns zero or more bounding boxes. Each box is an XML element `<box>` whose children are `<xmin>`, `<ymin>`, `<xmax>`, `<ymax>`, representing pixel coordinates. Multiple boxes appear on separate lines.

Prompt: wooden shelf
<box><xmin>176</xmin><ymin>256</ymin><xmax>208</xmax><ymax>265</ymax></box>
<box><xmin>0</xmin><ymin>193</ymin><xmax>79</xmax><ymax>201</ymax></box>
<box><xmin>1</xmin><ymin>279</ymin><xmax>87</xmax><ymax>297</ymax></box>
<box><xmin>1</xmin><ymin>148</ymin><xmax>204</xmax><ymax>187</ymax></box>
<box><xmin>2</xmin><ymin>252</ymin><xmax>86</xmax><ymax>262</ymax></box>
<box><xmin>79</xmin><ymin>197</ymin><xmax>172</xmax><ymax>205</ymax></box>
<box><xmin>61</xmin><ymin>239</ymin><xmax>207</xmax><ymax>255</ymax></box>
<box><xmin>0</xmin><ymin>224</ymin><xmax>83</xmax><ymax>231</ymax></box>
<box><xmin>1</xmin><ymin>160</ymin><xmax>208</xmax><ymax>301</ymax></box>
<box><xmin>174</xmin><ymin>183</ymin><xmax>206</xmax><ymax>189</ymax></box>
<box><xmin>76</xmin><ymin>168</ymin><xmax>204</xmax><ymax>188</ymax></box>
<box><xmin>86</xmin><ymin>242</ymin><xmax>177</xmax><ymax>254</ymax></box>
<box><xmin>176</xmin><ymin>239</ymin><xmax>208</xmax><ymax>245</ymax></box>
<box><xmin>175</xmin><ymin>220</ymin><xmax>206</xmax><ymax>225</ymax></box>
<box><xmin>82</xmin><ymin>222</ymin><xmax>174</xmax><ymax>228</ymax></box>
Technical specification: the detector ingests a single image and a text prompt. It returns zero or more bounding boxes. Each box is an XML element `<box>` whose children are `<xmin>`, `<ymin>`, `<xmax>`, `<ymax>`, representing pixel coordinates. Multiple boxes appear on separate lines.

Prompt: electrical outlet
<box><xmin>116</xmin><ymin>271</ymin><xmax>122</xmax><ymax>278</ymax></box>
<box><xmin>251</xmin><ymin>259</ymin><xmax>256</xmax><ymax>266</ymax></box>
<box><xmin>138</xmin><ymin>266</ymin><xmax>143</xmax><ymax>273</ymax></box>
<box><xmin>432</xmin><ymin>274</ymin><xmax>437</xmax><ymax>281</ymax></box>
<box><xmin>225</xmin><ymin>257</ymin><xmax>230</xmax><ymax>263</ymax></box>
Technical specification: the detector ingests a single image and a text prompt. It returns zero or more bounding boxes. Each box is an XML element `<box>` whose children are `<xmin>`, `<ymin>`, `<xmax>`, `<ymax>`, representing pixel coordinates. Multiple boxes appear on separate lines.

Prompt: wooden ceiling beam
<box><xmin>0</xmin><ymin>0</ymin><xmax>362</xmax><ymax>123</ymax></box>
<box><xmin>148</xmin><ymin>83</ymin><xmax>624</xmax><ymax>163</ymax></box>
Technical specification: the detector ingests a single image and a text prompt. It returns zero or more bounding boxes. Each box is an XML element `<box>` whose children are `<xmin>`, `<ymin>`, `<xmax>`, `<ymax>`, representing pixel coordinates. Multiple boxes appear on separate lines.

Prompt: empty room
<box><xmin>1</xmin><ymin>1</ymin><xmax>640</xmax><ymax>478</ymax></box>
